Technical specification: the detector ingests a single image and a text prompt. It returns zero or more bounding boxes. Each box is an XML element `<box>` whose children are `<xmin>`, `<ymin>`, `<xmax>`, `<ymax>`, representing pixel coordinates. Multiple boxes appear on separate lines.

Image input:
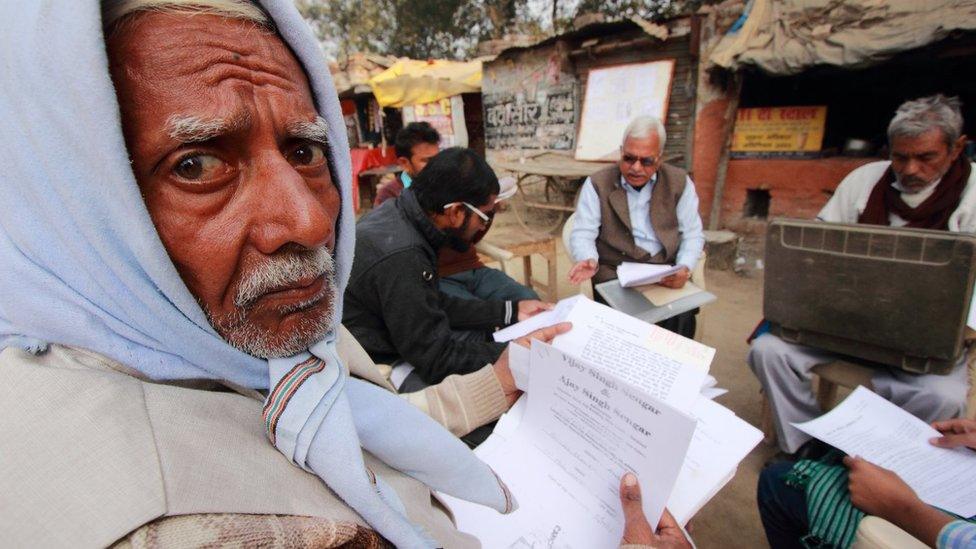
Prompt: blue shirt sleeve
<box><xmin>674</xmin><ymin>176</ymin><xmax>706</xmax><ymax>271</ymax></box>
<box><xmin>938</xmin><ymin>520</ymin><xmax>976</xmax><ymax>549</ymax></box>
<box><xmin>569</xmin><ymin>178</ymin><xmax>601</xmax><ymax>263</ymax></box>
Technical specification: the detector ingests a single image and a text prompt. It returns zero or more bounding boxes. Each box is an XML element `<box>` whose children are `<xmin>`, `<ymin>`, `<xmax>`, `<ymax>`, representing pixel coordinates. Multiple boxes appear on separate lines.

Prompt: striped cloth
<box><xmin>787</xmin><ymin>455</ymin><xmax>976</xmax><ymax>549</ymax></box>
<box><xmin>785</xmin><ymin>454</ymin><xmax>864</xmax><ymax>549</ymax></box>
<box><xmin>938</xmin><ymin>520</ymin><xmax>976</xmax><ymax>549</ymax></box>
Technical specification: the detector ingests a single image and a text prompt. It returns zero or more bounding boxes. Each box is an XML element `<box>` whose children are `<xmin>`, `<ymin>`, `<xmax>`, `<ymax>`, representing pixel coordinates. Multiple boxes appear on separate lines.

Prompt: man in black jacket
<box><xmin>344</xmin><ymin>148</ymin><xmax>551</xmax><ymax>390</ymax></box>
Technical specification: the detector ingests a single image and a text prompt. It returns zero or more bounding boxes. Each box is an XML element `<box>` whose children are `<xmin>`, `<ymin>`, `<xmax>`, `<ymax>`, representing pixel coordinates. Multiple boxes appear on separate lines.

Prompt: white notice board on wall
<box><xmin>574</xmin><ymin>60</ymin><xmax>675</xmax><ymax>161</ymax></box>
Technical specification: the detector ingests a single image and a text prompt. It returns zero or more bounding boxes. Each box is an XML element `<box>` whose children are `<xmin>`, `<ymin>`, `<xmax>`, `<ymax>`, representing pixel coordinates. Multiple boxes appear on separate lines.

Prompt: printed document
<box><xmin>617</xmin><ymin>262</ymin><xmax>683</xmax><ymax>287</ymax></box>
<box><xmin>554</xmin><ymin>297</ymin><xmax>712</xmax><ymax>411</ymax></box>
<box><xmin>793</xmin><ymin>386</ymin><xmax>976</xmax><ymax>518</ymax></box>
<box><xmin>443</xmin><ymin>341</ymin><xmax>696</xmax><ymax>548</ymax></box>
<box><xmin>498</xmin><ymin>296</ymin><xmax>712</xmax><ymax>410</ymax></box>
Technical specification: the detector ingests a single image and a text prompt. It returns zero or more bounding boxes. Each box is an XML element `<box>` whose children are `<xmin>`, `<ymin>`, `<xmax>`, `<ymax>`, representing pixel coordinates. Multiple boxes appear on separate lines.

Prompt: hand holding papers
<box><xmin>493</xmin><ymin>295</ymin><xmax>584</xmax><ymax>343</ymax></box>
<box><xmin>444</xmin><ymin>341</ymin><xmax>696</xmax><ymax>548</ymax></box>
<box><xmin>793</xmin><ymin>386</ymin><xmax>976</xmax><ymax>518</ymax></box>
<box><xmin>449</xmin><ymin>297</ymin><xmax>762</xmax><ymax>546</ymax></box>
<box><xmin>617</xmin><ymin>262</ymin><xmax>684</xmax><ymax>288</ymax></box>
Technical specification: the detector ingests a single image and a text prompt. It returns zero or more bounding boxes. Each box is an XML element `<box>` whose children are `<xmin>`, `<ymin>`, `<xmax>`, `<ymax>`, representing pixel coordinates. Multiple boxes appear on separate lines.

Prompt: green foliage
<box><xmin>298</xmin><ymin>0</ymin><xmax>540</xmax><ymax>60</ymax></box>
<box><xmin>296</xmin><ymin>0</ymin><xmax>394</xmax><ymax>60</ymax></box>
<box><xmin>298</xmin><ymin>0</ymin><xmax>717</xmax><ymax>61</ymax></box>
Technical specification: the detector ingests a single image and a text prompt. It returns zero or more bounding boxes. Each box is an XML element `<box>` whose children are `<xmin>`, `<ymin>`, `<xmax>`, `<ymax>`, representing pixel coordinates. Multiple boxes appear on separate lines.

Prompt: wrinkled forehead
<box><xmin>890</xmin><ymin>128</ymin><xmax>952</xmax><ymax>156</ymax></box>
<box><xmin>105</xmin><ymin>11</ymin><xmax>318</xmax><ymax>123</ymax></box>
<box><xmin>621</xmin><ymin>135</ymin><xmax>661</xmax><ymax>156</ymax></box>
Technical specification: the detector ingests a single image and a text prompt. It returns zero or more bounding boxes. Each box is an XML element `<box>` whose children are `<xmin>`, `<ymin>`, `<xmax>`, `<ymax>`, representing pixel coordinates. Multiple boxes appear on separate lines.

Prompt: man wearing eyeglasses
<box><xmin>568</xmin><ymin>115</ymin><xmax>705</xmax><ymax>337</ymax></box>
<box><xmin>344</xmin><ymin>147</ymin><xmax>553</xmax><ymax>397</ymax></box>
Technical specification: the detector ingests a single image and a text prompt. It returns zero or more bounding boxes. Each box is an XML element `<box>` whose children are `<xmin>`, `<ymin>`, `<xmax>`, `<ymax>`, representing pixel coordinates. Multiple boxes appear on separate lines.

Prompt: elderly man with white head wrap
<box><xmin>0</xmin><ymin>1</ymin><xmax>688</xmax><ymax>547</ymax></box>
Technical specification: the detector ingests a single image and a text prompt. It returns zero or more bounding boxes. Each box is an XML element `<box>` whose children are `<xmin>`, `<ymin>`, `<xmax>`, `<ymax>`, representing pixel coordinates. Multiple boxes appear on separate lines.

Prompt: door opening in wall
<box><xmin>744</xmin><ymin>189</ymin><xmax>771</xmax><ymax>218</ymax></box>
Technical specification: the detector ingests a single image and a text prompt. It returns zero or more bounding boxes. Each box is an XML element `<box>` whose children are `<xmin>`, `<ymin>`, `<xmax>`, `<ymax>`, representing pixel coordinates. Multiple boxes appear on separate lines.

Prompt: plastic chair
<box><xmin>852</xmin><ymin>516</ymin><xmax>928</xmax><ymax>549</ymax></box>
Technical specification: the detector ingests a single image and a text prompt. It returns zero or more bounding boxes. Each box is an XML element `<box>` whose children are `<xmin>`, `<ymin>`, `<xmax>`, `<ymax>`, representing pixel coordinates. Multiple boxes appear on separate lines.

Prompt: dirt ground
<box><xmin>483</xmin><ymin>207</ymin><xmax>777</xmax><ymax>548</ymax></box>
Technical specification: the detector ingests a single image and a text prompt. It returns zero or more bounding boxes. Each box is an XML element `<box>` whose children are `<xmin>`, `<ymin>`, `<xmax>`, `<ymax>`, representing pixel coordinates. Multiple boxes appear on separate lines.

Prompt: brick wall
<box><xmin>719</xmin><ymin>157</ymin><xmax>878</xmax><ymax>231</ymax></box>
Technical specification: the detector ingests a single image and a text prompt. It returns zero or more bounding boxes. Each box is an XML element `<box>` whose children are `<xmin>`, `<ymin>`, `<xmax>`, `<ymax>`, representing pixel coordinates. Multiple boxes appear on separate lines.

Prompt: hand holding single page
<box><xmin>493</xmin><ymin>295</ymin><xmax>584</xmax><ymax>343</ymax></box>
<box><xmin>793</xmin><ymin>386</ymin><xmax>976</xmax><ymax>518</ymax></box>
<box><xmin>617</xmin><ymin>262</ymin><xmax>684</xmax><ymax>288</ymax></box>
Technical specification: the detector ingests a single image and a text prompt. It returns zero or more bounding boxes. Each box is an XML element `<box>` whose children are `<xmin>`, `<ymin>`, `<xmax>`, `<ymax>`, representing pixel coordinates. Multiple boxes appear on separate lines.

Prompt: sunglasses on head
<box><xmin>621</xmin><ymin>153</ymin><xmax>658</xmax><ymax>168</ymax></box>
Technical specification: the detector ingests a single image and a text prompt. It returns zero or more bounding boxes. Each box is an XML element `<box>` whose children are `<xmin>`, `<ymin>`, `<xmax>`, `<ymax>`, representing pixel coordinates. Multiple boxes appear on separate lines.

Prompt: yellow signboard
<box><xmin>731</xmin><ymin>106</ymin><xmax>827</xmax><ymax>153</ymax></box>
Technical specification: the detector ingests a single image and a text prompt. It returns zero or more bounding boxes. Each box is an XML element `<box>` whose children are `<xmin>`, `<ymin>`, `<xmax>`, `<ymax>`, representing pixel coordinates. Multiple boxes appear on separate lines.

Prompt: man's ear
<box><xmin>445</xmin><ymin>203</ymin><xmax>467</xmax><ymax>228</ymax></box>
<box><xmin>428</xmin><ymin>203</ymin><xmax>464</xmax><ymax>230</ymax></box>
<box><xmin>396</xmin><ymin>156</ymin><xmax>412</xmax><ymax>172</ymax></box>
<box><xmin>951</xmin><ymin>135</ymin><xmax>968</xmax><ymax>161</ymax></box>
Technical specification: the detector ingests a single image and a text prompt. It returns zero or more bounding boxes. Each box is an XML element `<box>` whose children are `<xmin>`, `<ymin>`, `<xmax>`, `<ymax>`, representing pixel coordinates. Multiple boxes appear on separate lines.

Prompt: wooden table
<box><xmin>478</xmin><ymin>226</ymin><xmax>559</xmax><ymax>302</ymax></box>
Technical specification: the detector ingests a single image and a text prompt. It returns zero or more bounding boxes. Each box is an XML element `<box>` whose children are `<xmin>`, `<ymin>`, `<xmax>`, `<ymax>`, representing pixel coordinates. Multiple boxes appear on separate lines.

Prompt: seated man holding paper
<box><xmin>345</xmin><ymin>147</ymin><xmax>552</xmax><ymax>392</ymax></box>
<box><xmin>0</xmin><ymin>1</ymin><xmax>688</xmax><ymax>545</ymax></box>
<box><xmin>758</xmin><ymin>405</ymin><xmax>976</xmax><ymax>548</ymax></box>
<box><xmin>568</xmin><ymin>115</ymin><xmax>705</xmax><ymax>338</ymax></box>
<box><xmin>750</xmin><ymin>95</ymin><xmax>975</xmax><ymax>456</ymax></box>
<box><xmin>373</xmin><ymin>124</ymin><xmax>539</xmax><ymax>303</ymax></box>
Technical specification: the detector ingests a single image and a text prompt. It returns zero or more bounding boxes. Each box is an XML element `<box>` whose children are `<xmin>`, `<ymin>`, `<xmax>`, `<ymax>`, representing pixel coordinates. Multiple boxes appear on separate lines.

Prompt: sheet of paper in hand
<box><xmin>793</xmin><ymin>386</ymin><xmax>976</xmax><ymax>518</ymax></box>
<box><xmin>493</xmin><ymin>294</ymin><xmax>584</xmax><ymax>343</ymax></box>
<box><xmin>616</xmin><ymin>262</ymin><xmax>684</xmax><ymax>288</ymax></box>
<box><xmin>554</xmin><ymin>297</ymin><xmax>713</xmax><ymax>411</ymax></box>
<box><xmin>442</xmin><ymin>340</ymin><xmax>696</xmax><ymax>548</ymax></box>
<box><xmin>498</xmin><ymin>296</ymin><xmax>713</xmax><ymax>410</ymax></box>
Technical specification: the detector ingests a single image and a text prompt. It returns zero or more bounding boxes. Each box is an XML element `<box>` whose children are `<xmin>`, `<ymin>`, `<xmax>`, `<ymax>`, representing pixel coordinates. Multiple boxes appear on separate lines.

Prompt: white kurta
<box><xmin>752</xmin><ymin>160</ymin><xmax>976</xmax><ymax>453</ymax></box>
<box><xmin>817</xmin><ymin>160</ymin><xmax>976</xmax><ymax>230</ymax></box>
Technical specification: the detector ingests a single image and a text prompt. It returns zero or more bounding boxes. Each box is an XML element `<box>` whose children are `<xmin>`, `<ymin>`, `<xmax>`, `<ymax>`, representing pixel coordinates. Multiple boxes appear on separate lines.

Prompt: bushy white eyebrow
<box><xmin>165</xmin><ymin>111</ymin><xmax>251</xmax><ymax>143</ymax></box>
<box><xmin>287</xmin><ymin>116</ymin><xmax>329</xmax><ymax>144</ymax></box>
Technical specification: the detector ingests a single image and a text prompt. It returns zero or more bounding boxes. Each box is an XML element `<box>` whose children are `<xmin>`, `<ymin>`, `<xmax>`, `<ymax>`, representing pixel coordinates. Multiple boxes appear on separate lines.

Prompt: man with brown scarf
<box><xmin>750</xmin><ymin>95</ymin><xmax>976</xmax><ymax>456</ymax></box>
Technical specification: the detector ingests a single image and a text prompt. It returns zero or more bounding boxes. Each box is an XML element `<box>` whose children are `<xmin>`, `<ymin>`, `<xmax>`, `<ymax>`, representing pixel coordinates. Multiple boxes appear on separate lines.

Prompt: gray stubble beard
<box><xmin>206</xmin><ymin>247</ymin><xmax>338</xmax><ymax>359</ymax></box>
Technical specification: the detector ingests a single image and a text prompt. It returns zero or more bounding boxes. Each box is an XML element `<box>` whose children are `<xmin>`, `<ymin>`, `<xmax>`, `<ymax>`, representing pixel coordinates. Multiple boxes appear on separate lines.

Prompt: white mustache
<box><xmin>235</xmin><ymin>247</ymin><xmax>335</xmax><ymax>309</ymax></box>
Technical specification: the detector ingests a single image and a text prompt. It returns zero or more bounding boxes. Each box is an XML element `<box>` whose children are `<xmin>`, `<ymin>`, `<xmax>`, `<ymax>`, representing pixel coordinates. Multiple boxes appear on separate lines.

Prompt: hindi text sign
<box><xmin>731</xmin><ymin>106</ymin><xmax>827</xmax><ymax>154</ymax></box>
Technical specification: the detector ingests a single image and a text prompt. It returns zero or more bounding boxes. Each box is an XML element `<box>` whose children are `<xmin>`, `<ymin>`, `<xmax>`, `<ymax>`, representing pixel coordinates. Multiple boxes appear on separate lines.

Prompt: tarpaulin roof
<box><xmin>709</xmin><ymin>0</ymin><xmax>976</xmax><ymax>75</ymax></box>
<box><xmin>368</xmin><ymin>58</ymin><xmax>487</xmax><ymax>108</ymax></box>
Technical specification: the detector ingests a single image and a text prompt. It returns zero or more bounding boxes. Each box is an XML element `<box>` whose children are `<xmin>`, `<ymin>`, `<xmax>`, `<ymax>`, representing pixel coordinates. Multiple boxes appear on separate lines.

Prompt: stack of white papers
<box><xmin>443</xmin><ymin>341</ymin><xmax>696</xmax><ymax>547</ymax></box>
<box><xmin>445</xmin><ymin>297</ymin><xmax>762</xmax><ymax>546</ymax></box>
<box><xmin>669</xmin><ymin>398</ymin><xmax>761</xmax><ymax>524</ymax></box>
<box><xmin>617</xmin><ymin>262</ymin><xmax>684</xmax><ymax>288</ymax></box>
<box><xmin>794</xmin><ymin>386</ymin><xmax>976</xmax><ymax>518</ymax></box>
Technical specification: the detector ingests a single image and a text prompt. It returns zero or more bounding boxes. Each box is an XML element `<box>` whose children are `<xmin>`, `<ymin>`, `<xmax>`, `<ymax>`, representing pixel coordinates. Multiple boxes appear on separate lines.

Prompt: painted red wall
<box><xmin>691</xmin><ymin>96</ymin><xmax>879</xmax><ymax>229</ymax></box>
<box><xmin>691</xmin><ymin>97</ymin><xmax>731</xmax><ymax>225</ymax></box>
<box><xmin>719</xmin><ymin>157</ymin><xmax>878</xmax><ymax>230</ymax></box>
